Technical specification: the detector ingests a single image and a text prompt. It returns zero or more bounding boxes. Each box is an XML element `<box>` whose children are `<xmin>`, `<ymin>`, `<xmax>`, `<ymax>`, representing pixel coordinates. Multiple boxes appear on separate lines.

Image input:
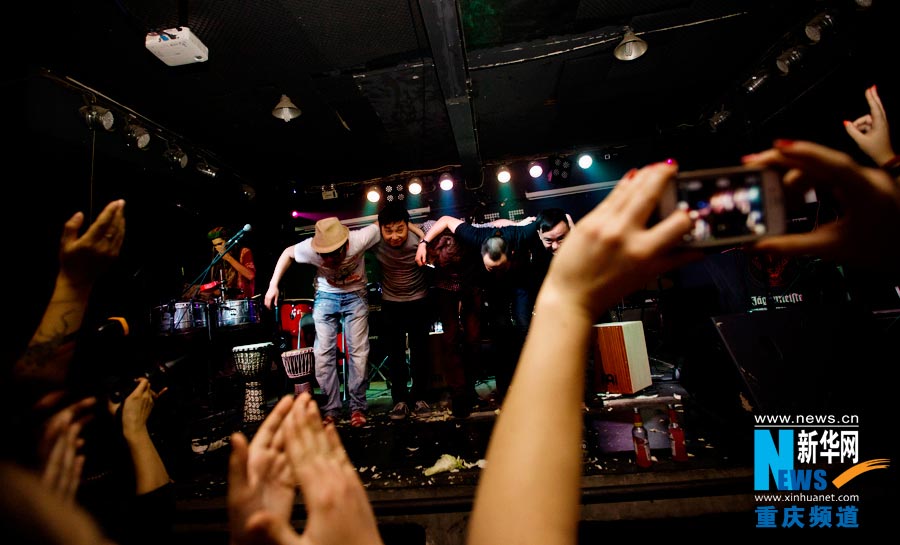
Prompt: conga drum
<box><xmin>280</xmin><ymin>347</ymin><xmax>315</xmax><ymax>396</ymax></box>
<box><xmin>231</xmin><ymin>342</ymin><xmax>273</xmax><ymax>424</ymax></box>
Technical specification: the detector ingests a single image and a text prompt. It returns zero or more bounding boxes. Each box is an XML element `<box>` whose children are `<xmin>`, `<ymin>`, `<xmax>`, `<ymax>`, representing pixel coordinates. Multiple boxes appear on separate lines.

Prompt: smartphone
<box><xmin>658</xmin><ymin>165</ymin><xmax>785</xmax><ymax>247</ymax></box>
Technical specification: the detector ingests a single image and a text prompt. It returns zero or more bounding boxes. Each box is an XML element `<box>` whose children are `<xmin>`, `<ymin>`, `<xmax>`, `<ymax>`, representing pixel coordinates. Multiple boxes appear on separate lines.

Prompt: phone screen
<box><xmin>673</xmin><ymin>167</ymin><xmax>779</xmax><ymax>245</ymax></box>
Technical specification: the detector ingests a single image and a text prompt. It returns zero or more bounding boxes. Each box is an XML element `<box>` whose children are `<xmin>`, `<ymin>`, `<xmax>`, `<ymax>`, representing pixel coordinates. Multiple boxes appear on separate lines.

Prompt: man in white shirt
<box><xmin>265</xmin><ymin>217</ymin><xmax>380</xmax><ymax>427</ymax></box>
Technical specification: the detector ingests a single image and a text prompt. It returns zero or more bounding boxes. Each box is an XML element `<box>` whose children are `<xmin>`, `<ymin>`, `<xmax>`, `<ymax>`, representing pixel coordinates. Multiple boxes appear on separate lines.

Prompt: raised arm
<box><xmin>844</xmin><ymin>85</ymin><xmax>896</xmax><ymax>167</ymax></box>
<box><xmin>467</xmin><ymin>163</ymin><xmax>698</xmax><ymax>545</ymax></box>
<box><xmin>14</xmin><ymin>199</ymin><xmax>126</xmax><ymax>388</ymax></box>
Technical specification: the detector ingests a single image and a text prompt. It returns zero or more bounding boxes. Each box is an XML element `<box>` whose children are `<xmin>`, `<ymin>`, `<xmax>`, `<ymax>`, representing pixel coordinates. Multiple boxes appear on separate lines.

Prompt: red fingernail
<box><xmin>872</xmin><ymin>85</ymin><xmax>877</xmax><ymax>92</ymax></box>
<box><xmin>622</xmin><ymin>168</ymin><xmax>637</xmax><ymax>180</ymax></box>
<box><xmin>843</xmin><ymin>120</ymin><xmax>851</xmax><ymax>126</ymax></box>
<box><xmin>665</xmin><ymin>158</ymin><xmax>678</xmax><ymax>166</ymax></box>
<box><xmin>774</xmin><ymin>139</ymin><xmax>794</xmax><ymax>148</ymax></box>
<box><xmin>741</xmin><ymin>153</ymin><xmax>758</xmax><ymax>163</ymax></box>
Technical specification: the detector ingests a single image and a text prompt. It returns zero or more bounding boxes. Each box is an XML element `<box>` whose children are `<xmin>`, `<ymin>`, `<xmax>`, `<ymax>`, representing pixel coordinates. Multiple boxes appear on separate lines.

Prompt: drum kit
<box><xmin>150</xmin><ymin>281</ymin><xmax>262</xmax><ymax>337</ymax></box>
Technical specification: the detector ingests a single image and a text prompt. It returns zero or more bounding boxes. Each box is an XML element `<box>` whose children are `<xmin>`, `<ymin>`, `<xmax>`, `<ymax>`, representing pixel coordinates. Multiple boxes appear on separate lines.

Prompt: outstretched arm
<box><xmin>416</xmin><ymin>216</ymin><xmax>464</xmax><ymax>265</ymax></box>
<box><xmin>467</xmin><ymin>163</ymin><xmax>698</xmax><ymax>545</ymax></box>
<box><xmin>744</xmin><ymin>139</ymin><xmax>900</xmax><ymax>271</ymax></box>
<box><xmin>14</xmin><ymin>199</ymin><xmax>126</xmax><ymax>388</ymax></box>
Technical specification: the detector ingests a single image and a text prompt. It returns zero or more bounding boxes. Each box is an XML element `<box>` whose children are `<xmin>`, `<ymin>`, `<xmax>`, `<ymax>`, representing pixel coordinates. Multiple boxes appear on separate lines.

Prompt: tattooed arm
<box><xmin>13</xmin><ymin>200</ymin><xmax>126</xmax><ymax>387</ymax></box>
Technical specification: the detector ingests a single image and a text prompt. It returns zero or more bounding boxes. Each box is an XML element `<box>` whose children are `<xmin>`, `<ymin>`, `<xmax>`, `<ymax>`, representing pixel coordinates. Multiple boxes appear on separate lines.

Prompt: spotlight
<box><xmin>709</xmin><ymin>109</ymin><xmax>731</xmax><ymax>132</ymax></box>
<box><xmin>775</xmin><ymin>46</ymin><xmax>808</xmax><ymax>75</ymax></box>
<box><xmin>291</xmin><ymin>210</ymin><xmax>300</xmax><ymax>218</ymax></box>
<box><xmin>805</xmin><ymin>12</ymin><xmax>836</xmax><ymax>44</ymax></box>
<box><xmin>528</xmin><ymin>161</ymin><xmax>543</xmax><ymax>178</ymax></box>
<box><xmin>79</xmin><ymin>105</ymin><xmax>114</xmax><ymax>131</ymax></box>
<box><xmin>196</xmin><ymin>161</ymin><xmax>218</xmax><ymax>178</ymax></box>
<box><xmin>577</xmin><ymin>154</ymin><xmax>593</xmax><ymax>169</ymax></box>
<box><xmin>439</xmin><ymin>173</ymin><xmax>454</xmax><ymax>191</ymax></box>
<box><xmin>272</xmin><ymin>94</ymin><xmax>301</xmax><ymax>122</ymax></box>
<box><xmin>408</xmin><ymin>177</ymin><xmax>422</xmax><ymax>195</ymax></box>
<box><xmin>742</xmin><ymin>69</ymin><xmax>772</xmax><ymax>95</ymax></box>
<box><xmin>366</xmin><ymin>186</ymin><xmax>381</xmax><ymax>202</ymax></box>
<box><xmin>496</xmin><ymin>166</ymin><xmax>511</xmax><ymax>183</ymax></box>
<box><xmin>163</xmin><ymin>146</ymin><xmax>188</xmax><ymax>168</ymax></box>
<box><xmin>124</xmin><ymin>123</ymin><xmax>151</xmax><ymax>149</ymax></box>
<box><xmin>613</xmin><ymin>27</ymin><xmax>648</xmax><ymax>61</ymax></box>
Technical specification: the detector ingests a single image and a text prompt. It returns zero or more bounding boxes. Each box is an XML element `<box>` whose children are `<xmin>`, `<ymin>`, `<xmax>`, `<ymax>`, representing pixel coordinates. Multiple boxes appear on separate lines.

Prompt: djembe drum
<box><xmin>232</xmin><ymin>342</ymin><xmax>273</xmax><ymax>424</ymax></box>
<box><xmin>280</xmin><ymin>347</ymin><xmax>315</xmax><ymax>396</ymax></box>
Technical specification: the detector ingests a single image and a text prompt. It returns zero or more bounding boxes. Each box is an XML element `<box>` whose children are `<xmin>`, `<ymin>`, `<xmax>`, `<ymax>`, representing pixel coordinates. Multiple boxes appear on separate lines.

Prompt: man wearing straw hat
<box><xmin>264</xmin><ymin>217</ymin><xmax>380</xmax><ymax>427</ymax></box>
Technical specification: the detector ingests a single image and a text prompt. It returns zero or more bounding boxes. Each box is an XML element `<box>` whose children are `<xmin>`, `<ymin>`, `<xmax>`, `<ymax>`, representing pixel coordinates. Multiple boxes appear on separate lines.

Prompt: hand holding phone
<box><xmin>658</xmin><ymin>165</ymin><xmax>785</xmax><ymax>248</ymax></box>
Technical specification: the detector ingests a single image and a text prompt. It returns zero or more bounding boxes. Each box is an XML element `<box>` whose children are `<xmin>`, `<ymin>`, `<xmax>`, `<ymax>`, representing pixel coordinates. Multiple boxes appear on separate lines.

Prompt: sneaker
<box><xmin>389</xmin><ymin>402</ymin><xmax>410</xmax><ymax>421</ymax></box>
<box><xmin>350</xmin><ymin>411</ymin><xmax>367</xmax><ymax>428</ymax></box>
<box><xmin>413</xmin><ymin>400</ymin><xmax>432</xmax><ymax>418</ymax></box>
<box><xmin>322</xmin><ymin>414</ymin><xmax>337</xmax><ymax>427</ymax></box>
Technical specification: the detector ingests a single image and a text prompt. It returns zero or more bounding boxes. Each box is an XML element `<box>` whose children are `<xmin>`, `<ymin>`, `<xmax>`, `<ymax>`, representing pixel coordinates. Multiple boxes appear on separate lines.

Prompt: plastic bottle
<box><xmin>631</xmin><ymin>407</ymin><xmax>652</xmax><ymax>468</ymax></box>
<box><xmin>667</xmin><ymin>403</ymin><xmax>689</xmax><ymax>462</ymax></box>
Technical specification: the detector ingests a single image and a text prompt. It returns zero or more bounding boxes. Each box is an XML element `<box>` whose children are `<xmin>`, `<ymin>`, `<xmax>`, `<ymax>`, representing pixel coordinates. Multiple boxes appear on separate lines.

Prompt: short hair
<box><xmin>377</xmin><ymin>203</ymin><xmax>409</xmax><ymax>226</ymax></box>
<box><xmin>481</xmin><ymin>235</ymin><xmax>507</xmax><ymax>261</ymax></box>
<box><xmin>535</xmin><ymin>208</ymin><xmax>568</xmax><ymax>233</ymax></box>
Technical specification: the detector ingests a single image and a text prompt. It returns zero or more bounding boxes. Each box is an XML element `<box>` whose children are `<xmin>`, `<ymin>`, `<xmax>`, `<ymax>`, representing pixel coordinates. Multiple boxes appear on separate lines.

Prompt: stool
<box><xmin>232</xmin><ymin>342</ymin><xmax>273</xmax><ymax>424</ymax></box>
<box><xmin>281</xmin><ymin>347</ymin><xmax>315</xmax><ymax>396</ymax></box>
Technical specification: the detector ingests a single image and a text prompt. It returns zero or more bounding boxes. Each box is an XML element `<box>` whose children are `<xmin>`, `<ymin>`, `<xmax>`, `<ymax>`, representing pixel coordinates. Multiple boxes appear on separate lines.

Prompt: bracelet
<box><xmin>419</xmin><ymin>239</ymin><xmax>429</xmax><ymax>246</ymax></box>
<box><xmin>881</xmin><ymin>155</ymin><xmax>900</xmax><ymax>177</ymax></box>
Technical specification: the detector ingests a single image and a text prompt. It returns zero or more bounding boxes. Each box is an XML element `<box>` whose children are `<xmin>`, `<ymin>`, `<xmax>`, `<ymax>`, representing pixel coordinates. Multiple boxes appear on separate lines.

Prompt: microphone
<box><xmin>226</xmin><ymin>224</ymin><xmax>251</xmax><ymax>245</ymax></box>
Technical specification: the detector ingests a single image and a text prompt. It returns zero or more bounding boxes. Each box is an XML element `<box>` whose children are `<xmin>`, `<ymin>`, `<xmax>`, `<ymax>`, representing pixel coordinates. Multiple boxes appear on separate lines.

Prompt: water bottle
<box><xmin>631</xmin><ymin>407</ymin><xmax>652</xmax><ymax>468</ymax></box>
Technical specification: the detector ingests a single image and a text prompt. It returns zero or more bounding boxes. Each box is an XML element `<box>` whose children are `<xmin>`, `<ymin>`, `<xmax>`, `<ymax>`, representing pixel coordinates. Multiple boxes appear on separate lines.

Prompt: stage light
<box><xmin>79</xmin><ymin>104</ymin><xmax>114</xmax><ymax>131</ymax></box>
<box><xmin>366</xmin><ymin>186</ymin><xmax>381</xmax><ymax>202</ymax></box>
<box><xmin>742</xmin><ymin>69</ymin><xmax>772</xmax><ymax>95</ymax></box>
<box><xmin>577</xmin><ymin>154</ymin><xmax>593</xmax><ymax>169</ymax></box>
<box><xmin>805</xmin><ymin>11</ymin><xmax>836</xmax><ymax>44</ymax></box>
<box><xmin>196</xmin><ymin>160</ymin><xmax>218</xmax><ymax>178</ymax></box>
<box><xmin>291</xmin><ymin>210</ymin><xmax>300</xmax><ymax>218</ymax></box>
<box><xmin>496</xmin><ymin>166</ymin><xmax>511</xmax><ymax>183</ymax></box>
<box><xmin>709</xmin><ymin>109</ymin><xmax>731</xmax><ymax>132</ymax></box>
<box><xmin>408</xmin><ymin>177</ymin><xmax>423</xmax><ymax>195</ymax></box>
<box><xmin>439</xmin><ymin>173</ymin><xmax>454</xmax><ymax>191</ymax></box>
<box><xmin>272</xmin><ymin>94</ymin><xmax>301</xmax><ymax>122</ymax></box>
<box><xmin>776</xmin><ymin>46</ymin><xmax>808</xmax><ymax>75</ymax></box>
<box><xmin>124</xmin><ymin>123</ymin><xmax>150</xmax><ymax>149</ymax></box>
<box><xmin>163</xmin><ymin>146</ymin><xmax>188</xmax><ymax>168</ymax></box>
<box><xmin>528</xmin><ymin>161</ymin><xmax>543</xmax><ymax>178</ymax></box>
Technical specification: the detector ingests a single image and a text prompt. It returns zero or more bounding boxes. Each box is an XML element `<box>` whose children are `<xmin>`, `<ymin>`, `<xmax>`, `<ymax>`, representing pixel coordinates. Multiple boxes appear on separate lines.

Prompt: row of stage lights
<box><xmin>78</xmin><ymin>101</ymin><xmax>220</xmax><ymax>178</ymax></box>
<box><xmin>362</xmin><ymin>150</ymin><xmax>605</xmax><ymax>204</ymax></box>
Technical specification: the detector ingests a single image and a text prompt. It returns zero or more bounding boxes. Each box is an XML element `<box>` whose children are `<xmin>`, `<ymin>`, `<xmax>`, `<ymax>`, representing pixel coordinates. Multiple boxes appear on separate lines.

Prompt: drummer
<box><xmin>205</xmin><ymin>225</ymin><xmax>256</xmax><ymax>301</ymax></box>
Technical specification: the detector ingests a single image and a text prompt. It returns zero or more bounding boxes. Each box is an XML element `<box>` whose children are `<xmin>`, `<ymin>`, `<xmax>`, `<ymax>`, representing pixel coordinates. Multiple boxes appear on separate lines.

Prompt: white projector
<box><xmin>145</xmin><ymin>27</ymin><xmax>209</xmax><ymax>67</ymax></box>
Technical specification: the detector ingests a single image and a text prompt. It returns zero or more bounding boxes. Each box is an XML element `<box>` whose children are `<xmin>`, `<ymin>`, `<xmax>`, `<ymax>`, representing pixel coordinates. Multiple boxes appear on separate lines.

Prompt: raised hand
<box><xmin>844</xmin><ymin>85</ymin><xmax>895</xmax><ymax>166</ymax></box>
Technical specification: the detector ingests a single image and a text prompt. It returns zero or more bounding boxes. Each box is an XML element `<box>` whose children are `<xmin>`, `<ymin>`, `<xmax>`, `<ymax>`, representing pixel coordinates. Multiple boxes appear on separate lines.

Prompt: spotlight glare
<box><xmin>577</xmin><ymin>154</ymin><xmax>593</xmax><ymax>169</ymax></box>
<box><xmin>366</xmin><ymin>187</ymin><xmax>381</xmax><ymax>203</ymax></box>
<box><xmin>528</xmin><ymin>161</ymin><xmax>543</xmax><ymax>178</ymax></box>
<box><xmin>291</xmin><ymin>210</ymin><xmax>300</xmax><ymax>218</ymax></box>
<box><xmin>439</xmin><ymin>173</ymin><xmax>454</xmax><ymax>191</ymax></box>
<box><xmin>408</xmin><ymin>177</ymin><xmax>422</xmax><ymax>195</ymax></box>
<box><xmin>496</xmin><ymin>166</ymin><xmax>511</xmax><ymax>183</ymax></box>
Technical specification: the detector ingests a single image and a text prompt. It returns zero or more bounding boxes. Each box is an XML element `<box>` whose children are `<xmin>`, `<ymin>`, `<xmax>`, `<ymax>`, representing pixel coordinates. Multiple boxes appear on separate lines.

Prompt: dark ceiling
<box><xmin>21</xmin><ymin>0</ymin><xmax>895</xmax><ymax>222</ymax></box>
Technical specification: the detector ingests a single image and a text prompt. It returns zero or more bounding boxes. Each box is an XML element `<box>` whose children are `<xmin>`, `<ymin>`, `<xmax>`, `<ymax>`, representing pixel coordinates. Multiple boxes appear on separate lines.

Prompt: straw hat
<box><xmin>311</xmin><ymin>217</ymin><xmax>350</xmax><ymax>253</ymax></box>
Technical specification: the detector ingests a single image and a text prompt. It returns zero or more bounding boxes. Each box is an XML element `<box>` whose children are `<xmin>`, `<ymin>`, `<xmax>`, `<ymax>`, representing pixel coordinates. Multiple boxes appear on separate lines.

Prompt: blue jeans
<box><xmin>313</xmin><ymin>290</ymin><xmax>370</xmax><ymax>416</ymax></box>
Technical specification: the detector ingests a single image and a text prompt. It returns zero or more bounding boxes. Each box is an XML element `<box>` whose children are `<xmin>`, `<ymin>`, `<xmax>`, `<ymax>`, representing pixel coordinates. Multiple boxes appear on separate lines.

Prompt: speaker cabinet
<box><xmin>591</xmin><ymin>321</ymin><xmax>652</xmax><ymax>394</ymax></box>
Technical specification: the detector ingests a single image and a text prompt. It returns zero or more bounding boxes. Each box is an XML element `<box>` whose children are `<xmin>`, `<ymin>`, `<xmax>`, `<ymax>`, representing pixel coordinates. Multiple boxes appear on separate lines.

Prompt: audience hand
<box><xmin>36</xmin><ymin>392</ymin><xmax>96</xmax><ymax>502</ymax></box>
<box><xmin>283</xmin><ymin>393</ymin><xmax>383</xmax><ymax>545</ymax></box>
<box><xmin>844</xmin><ymin>85</ymin><xmax>895</xmax><ymax>166</ymax></box>
<box><xmin>744</xmin><ymin>140</ymin><xmax>900</xmax><ymax>270</ymax></box>
<box><xmin>228</xmin><ymin>395</ymin><xmax>296</xmax><ymax>545</ymax></box>
<box><xmin>59</xmin><ymin>199</ymin><xmax>126</xmax><ymax>289</ymax></box>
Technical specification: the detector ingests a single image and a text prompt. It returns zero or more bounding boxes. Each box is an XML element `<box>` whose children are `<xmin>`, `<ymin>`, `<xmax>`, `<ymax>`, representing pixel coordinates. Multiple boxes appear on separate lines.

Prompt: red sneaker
<box><xmin>350</xmin><ymin>411</ymin><xmax>367</xmax><ymax>428</ymax></box>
